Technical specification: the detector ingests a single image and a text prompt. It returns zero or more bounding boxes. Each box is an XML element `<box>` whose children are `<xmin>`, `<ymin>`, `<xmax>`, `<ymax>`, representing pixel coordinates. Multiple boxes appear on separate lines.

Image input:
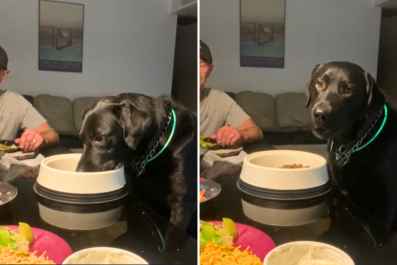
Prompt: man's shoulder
<box><xmin>1</xmin><ymin>90</ymin><xmax>24</xmax><ymax>99</ymax></box>
<box><xmin>0</xmin><ymin>90</ymin><xmax>28</xmax><ymax>107</ymax></box>
<box><xmin>207</xmin><ymin>88</ymin><xmax>232</xmax><ymax>102</ymax></box>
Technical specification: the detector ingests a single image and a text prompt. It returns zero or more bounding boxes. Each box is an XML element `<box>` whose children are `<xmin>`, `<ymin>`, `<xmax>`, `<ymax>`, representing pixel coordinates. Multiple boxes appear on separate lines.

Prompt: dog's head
<box><xmin>305</xmin><ymin>62</ymin><xmax>384</xmax><ymax>140</ymax></box>
<box><xmin>76</xmin><ymin>96</ymin><xmax>153</xmax><ymax>172</ymax></box>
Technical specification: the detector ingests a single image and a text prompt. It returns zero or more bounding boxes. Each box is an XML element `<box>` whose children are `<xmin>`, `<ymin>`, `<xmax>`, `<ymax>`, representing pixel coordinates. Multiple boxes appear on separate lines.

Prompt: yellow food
<box><xmin>222</xmin><ymin>218</ymin><xmax>238</xmax><ymax>239</ymax></box>
<box><xmin>0</xmin><ymin>247</ymin><xmax>55</xmax><ymax>264</ymax></box>
<box><xmin>0</xmin><ymin>144</ymin><xmax>18</xmax><ymax>151</ymax></box>
<box><xmin>11</xmin><ymin>223</ymin><xmax>34</xmax><ymax>247</ymax></box>
<box><xmin>200</xmin><ymin>241</ymin><xmax>262</xmax><ymax>265</ymax></box>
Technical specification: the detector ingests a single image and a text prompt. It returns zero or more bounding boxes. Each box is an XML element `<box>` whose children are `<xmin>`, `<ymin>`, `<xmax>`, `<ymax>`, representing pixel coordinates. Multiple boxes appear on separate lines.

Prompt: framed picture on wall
<box><xmin>240</xmin><ymin>0</ymin><xmax>286</xmax><ymax>68</ymax></box>
<box><xmin>38</xmin><ymin>0</ymin><xmax>85</xmax><ymax>73</ymax></box>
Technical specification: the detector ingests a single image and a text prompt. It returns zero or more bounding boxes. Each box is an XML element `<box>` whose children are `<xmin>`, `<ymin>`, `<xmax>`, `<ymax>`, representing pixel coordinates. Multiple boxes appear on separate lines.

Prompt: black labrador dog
<box><xmin>76</xmin><ymin>93</ymin><xmax>197</xmax><ymax>230</ymax></box>
<box><xmin>305</xmin><ymin>61</ymin><xmax>397</xmax><ymax>230</ymax></box>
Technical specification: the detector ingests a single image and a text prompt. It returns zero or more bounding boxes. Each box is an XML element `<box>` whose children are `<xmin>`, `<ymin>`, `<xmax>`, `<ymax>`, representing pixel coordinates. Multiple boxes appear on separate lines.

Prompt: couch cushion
<box><xmin>73</xmin><ymin>97</ymin><xmax>101</xmax><ymax>131</ymax></box>
<box><xmin>275</xmin><ymin>92</ymin><xmax>311</xmax><ymax>128</ymax></box>
<box><xmin>34</xmin><ymin>94</ymin><xmax>76</xmax><ymax>132</ymax></box>
<box><xmin>236</xmin><ymin>91</ymin><xmax>278</xmax><ymax>129</ymax></box>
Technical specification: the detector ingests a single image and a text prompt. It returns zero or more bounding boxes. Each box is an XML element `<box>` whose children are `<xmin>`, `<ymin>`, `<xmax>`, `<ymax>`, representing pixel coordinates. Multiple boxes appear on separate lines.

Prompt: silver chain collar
<box><xmin>131</xmin><ymin>113</ymin><xmax>173</xmax><ymax>176</ymax></box>
<box><xmin>332</xmin><ymin>107</ymin><xmax>384</xmax><ymax>166</ymax></box>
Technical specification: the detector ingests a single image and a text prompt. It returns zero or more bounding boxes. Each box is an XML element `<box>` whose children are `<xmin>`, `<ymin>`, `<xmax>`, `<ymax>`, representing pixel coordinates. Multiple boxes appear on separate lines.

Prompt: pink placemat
<box><xmin>209</xmin><ymin>221</ymin><xmax>276</xmax><ymax>261</ymax></box>
<box><xmin>4</xmin><ymin>225</ymin><xmax>72</xmax><ymax>264</ymax></box>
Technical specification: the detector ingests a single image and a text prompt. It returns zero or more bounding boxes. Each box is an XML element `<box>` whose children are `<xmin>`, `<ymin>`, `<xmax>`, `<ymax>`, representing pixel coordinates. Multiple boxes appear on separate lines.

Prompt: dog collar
<box><xmin>131</xmin><ymin>109</ymin><xmax>176</xmax><ymax>176</ymax></box>
<box><xmin>331</xmin><ymin>104</ymin><xmax>387</xmax><ymax>166</ymax></box>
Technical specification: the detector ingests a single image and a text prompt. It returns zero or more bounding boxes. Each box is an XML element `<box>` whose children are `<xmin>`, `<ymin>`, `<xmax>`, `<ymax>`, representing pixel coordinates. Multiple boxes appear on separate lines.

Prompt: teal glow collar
<box><xmin>146</xmin><ymin>109</ymin><xmax>176</xmax><ymax>163</ymax></box>
<box><xmin>353</xmin><ymin>104</ymin><xmax>387</xmax><ymax>153</ymax></box>
<box><xmin>334</xmin><ymin>104</ymin><xmax>387</xmax><ymax>166</ymax></box>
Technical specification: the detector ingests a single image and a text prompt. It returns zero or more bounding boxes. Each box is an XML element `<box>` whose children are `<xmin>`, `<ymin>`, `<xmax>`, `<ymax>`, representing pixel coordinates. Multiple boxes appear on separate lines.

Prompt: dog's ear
<box><xmin>81</xmin><ymin>100</ymin><xmax>100</xmax><ymax>121</ymax></box>
<box><xmin>117</xmin><ymin>100</ymin><xmax>150</xmax><ymax>150</ymax></box>
<box><xmin>82</xmin><ymin>108</ymin><xmax>90</xmax><ymax>121</ymax></box>
<box><xmin>364</xmin><ymin>72</ymin><xmax>385</xmax><ymax>117</ymax></box>
<box><xmin>305</xmin><ymin>64</ymin><xmax>322</xmax><ymax>108</ymax></box>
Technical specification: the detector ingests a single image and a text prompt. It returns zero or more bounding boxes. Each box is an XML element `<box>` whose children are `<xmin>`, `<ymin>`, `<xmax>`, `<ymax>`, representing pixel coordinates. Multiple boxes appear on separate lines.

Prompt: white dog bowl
<box><xmin>62</xmin><ymin>247</ymin><xmax>149</xmax><ymax>264</ymax></box>
<box><xmin>263</xmin><ymin>241</ymin><xmax>354</xmax><ymax>265</ymax></box>
<box><xmin>240</xmin><ymin>150</ymin><xmax>328</xmax><ymax>191</ymax></box>
<box><xmin>34</xmin><ymin>154</ymin><xmax>128</xmax><ymax>204</ymax></box>
<box><xmin>237</xmin><ymin>150</ymin><xmax>331</xmax><ymax>226</ymax></box>
<box><xmin>37</xmin><ymin>197</ymin><xmax>124</xmax><ymax>230</ymax></box>
<box><xmin>240</xmin><ymin>199</ymin><xmax>328</xmax><ymax>227</ymax></box>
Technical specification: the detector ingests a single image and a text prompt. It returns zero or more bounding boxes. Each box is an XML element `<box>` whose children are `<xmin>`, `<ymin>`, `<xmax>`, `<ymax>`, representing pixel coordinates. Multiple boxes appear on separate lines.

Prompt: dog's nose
<box><xmin>313</xmin><ymin>109</ymin><xmax>328</xmax><ymax>123</ymax></box>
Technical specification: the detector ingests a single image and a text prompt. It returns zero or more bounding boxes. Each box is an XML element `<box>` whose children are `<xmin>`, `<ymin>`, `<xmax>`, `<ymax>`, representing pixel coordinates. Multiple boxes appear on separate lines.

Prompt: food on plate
<box><xmin>200</xmin><ymin>136</ymin><xmax>243</xmax><ymax>157</ymax></box>
<box><xmin>200</xmin><ymin>218</ymin><xmax>238</xmax><ymax>247</ymax></box>
<box><xmin>280</xmin><ymin>164</ymin><xmax>310</xmax><ymax>169</ymax></box>
<box><xmin>200</xmin><ymin>136</ymin><xmax>221</xmax><ymax>150</ymax></box>
<box><xmin>200</xmin><ymin>189</ymin><xmax>206</xmax><ymax>202</ymax></box>
<box><xmin>0</xmin><ymin>222</ymin><xmax>55</xmax><ymax>264</ymax></box>
<box><xmin>200</xmin><ymin>178</ymin><xmax>207</xmax><ymax>202</ymax></box>
<box><xmin>0</xmin><ymin>143</ymin><xmax>19</xmax><ymax>152</ymax></box>
<box><xmin>0</xmin><ymin>247</ymin><xmax>54</xmax><ymax>264</ymax></box>
<box><xmin>200</xmin><ymin>241</ymin><xmax>262</xmax><ymax>265</ymax></box>
<box><xmin>200</xmin><ymin>218</ymin><xmax>261</xmax><ymax>265</ymax></box>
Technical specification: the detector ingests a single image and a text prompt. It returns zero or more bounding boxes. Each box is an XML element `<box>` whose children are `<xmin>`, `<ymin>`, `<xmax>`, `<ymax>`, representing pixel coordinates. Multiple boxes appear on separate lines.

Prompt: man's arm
<box><xmin>210</xmin><ymin>90</ymin><xmax>263</xmax><ymax>146</ymax></box>
<box><xmin>35</xmin><ymin>122</ymin><xmax>59</xmax><ymax>148</ymax></box>
<box><xmin>236</xmin><ymin>119</ymin><xmax>263</xmax><ymax>144</ymax></box>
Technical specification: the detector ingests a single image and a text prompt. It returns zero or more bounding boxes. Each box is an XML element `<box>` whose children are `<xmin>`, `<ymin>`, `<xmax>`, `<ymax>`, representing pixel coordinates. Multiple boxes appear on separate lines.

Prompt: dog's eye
<box><xmin>315</xmin><ymin>81</ymin><xmax>325</xmax><ymax>90</ymax></box>
<box><xmin>343</xmin><ymin>86</ymin><xmax>354</xmax><ymax>95</ymax></box>
<box><xmin>93</xmin><ymin>135</ymin><xmax>105</xmax><ymax>143</ymax></box>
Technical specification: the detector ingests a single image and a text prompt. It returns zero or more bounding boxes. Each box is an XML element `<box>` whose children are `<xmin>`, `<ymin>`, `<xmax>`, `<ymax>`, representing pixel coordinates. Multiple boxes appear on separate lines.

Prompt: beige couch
<box><xmin>19</xmin><ymin>94</ymin><xmax>101</xmax><ymax>149</ymax></box>
<box><xmin>33</xmin><ymin>94</ymin><xmax>100</xmax><ymax>136</ymax></box>
<box><xmin>231</xmin><ymin>91</ymin><xmax>326</xmax><ymax>145</ymax></box>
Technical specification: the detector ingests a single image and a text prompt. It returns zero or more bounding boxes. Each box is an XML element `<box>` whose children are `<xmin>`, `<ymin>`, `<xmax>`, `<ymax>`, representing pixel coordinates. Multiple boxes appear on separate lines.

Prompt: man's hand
<box><xmin>210</xmin><ymin>125</ymin><xmax>244</xmax><ymax>147</ymax></box>
<box><xmin>15</xmin><ymin>129</ymin><xmax>44</xmax><ymax>152</ymax></box>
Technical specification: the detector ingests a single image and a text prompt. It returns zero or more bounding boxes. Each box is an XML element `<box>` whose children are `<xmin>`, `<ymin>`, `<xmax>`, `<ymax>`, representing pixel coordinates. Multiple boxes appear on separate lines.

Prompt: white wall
<box><xmin>0</xmin><ymin>0</ymin><xmax>177</xmax><ymax>99</ymax></box>
<box><xmin>200</xmin><ymin>0</ymin><xmax>382</xmax><ymax>95</ymax></box>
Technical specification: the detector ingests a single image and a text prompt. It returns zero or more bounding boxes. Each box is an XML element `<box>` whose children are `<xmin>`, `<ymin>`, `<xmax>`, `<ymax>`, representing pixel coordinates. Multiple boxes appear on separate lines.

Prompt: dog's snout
<box><xmin>313</xmin><ymin>109</ymin><xmax>329</xmax><ymax>123</ymax></box>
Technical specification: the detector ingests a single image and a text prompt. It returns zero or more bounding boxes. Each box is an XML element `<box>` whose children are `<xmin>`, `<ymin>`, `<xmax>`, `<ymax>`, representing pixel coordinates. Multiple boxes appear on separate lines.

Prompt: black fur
<box><xmin>306</xmin><ymin>61</ymin><xmax>397</xmax><ymax>230</ymax></box>
<box><xmin>76</xmin><ymin>93</ymin><xmax>197</xmax><ymax>230</ymax></box>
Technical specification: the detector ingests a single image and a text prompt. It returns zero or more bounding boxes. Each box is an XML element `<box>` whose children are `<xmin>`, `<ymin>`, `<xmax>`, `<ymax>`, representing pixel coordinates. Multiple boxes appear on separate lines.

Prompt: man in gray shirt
<box><xmin>200</xmin><ymin>40</ymin><xmax>263</xmax><ymax>147</ymax></box>
<box><xmin>0</xmin><ymin>45</ymin><xmax>59</xmax><ymax>152</ymax></box>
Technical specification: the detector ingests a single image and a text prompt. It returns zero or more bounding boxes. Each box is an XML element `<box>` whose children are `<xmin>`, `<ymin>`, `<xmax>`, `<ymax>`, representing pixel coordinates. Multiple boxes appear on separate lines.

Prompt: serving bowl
<box><xmin>0</xmin><ymin>182</ymin><xmax>18</xmax><ymax>208</ymax></box>
<box><xmin>263</xmin><ymin>241</ymin><xmax>354</xmax><ymax>265</ymax></box>
<box><xmin>200</xmin><ymin>178</ymin><xmax>221</xmax><ymax>212</ymax></box>
<box><xmin>34</xmin><ymin>154</ymin><xmax>128</xmax><ymax>204</ymax></box>
<box><xmin>62</xmin><ymin>247</ymin><xmax>148</xmax><ymax>264</ymax></box>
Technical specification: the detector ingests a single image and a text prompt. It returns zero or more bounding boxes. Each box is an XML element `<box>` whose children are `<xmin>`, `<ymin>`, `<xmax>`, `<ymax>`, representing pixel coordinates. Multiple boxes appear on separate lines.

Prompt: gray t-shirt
<box><xmin>0</xmin><ymin>90</ymin><xmax>47</xmax><ymax>140</ymax></box>
<box><xmin>200</xmin><ymin>88</ymin><xmax>250</xmax><ymax>136</ymax></box>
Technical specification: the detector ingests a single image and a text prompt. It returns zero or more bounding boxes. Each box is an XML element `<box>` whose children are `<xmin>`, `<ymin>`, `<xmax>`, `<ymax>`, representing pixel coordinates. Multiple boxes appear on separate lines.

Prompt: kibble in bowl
<box><xmin>280</xmin><ymin>164</ymin><xmax>310</xmax><ymax>169</ymax></box>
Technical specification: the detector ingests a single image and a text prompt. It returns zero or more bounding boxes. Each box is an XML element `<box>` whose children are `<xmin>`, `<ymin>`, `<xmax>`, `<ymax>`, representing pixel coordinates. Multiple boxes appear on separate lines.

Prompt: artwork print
<box><xmin>240</xmin><ymin>0</ymin><xmax>286</xmax><ymax>68</ymax></box>
<box><xmin>39</xmin><ymin>0</ymin><xmax>84</xmax><ymax>73</ymax></box>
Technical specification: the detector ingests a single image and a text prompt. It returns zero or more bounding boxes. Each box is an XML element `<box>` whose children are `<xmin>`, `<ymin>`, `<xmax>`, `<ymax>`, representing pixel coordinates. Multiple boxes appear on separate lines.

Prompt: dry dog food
<box><xmin>280</xmin><ymin>164</ymin><xmax>310</xmax><ymax>169</ymax></box>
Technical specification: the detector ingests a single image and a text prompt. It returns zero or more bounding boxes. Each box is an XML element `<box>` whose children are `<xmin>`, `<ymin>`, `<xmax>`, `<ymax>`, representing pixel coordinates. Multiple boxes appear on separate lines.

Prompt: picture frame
<box><xmin>38</xmin><ymin>0</ymin><xmax>85</xmax><ymax>73</ymax></box>
<box><xmin>240</xmin><ymin>0</ymin><xmax>286</xmax><ymax>68</ymax></box>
